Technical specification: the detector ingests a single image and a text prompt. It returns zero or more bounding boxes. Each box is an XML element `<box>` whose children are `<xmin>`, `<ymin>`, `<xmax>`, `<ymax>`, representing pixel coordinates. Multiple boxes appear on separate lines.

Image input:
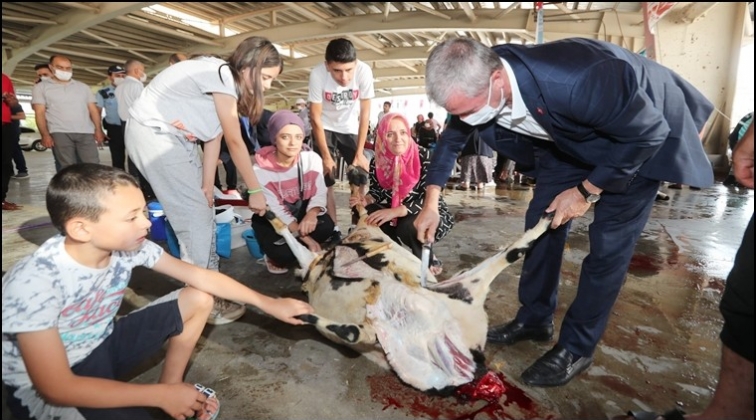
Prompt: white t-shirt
<box><xmin>2</xmin><ymin>235</ymin><xmax>163</xmax><ymax>420</ymax></box>
<box><xmin>129</xmin><ymin>57</ymin><xmax>238</xmax><ymax>142</ymax></box>
<box><xmin>308</xmin><ymin>60</ymin><xmax>375</xmax><ymax>135</ymax></box>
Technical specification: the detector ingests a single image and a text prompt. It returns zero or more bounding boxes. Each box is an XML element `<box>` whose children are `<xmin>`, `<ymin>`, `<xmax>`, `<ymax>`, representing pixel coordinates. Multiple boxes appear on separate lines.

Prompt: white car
<box><xmin>18</xmin><ymin>126</ymin><xmax>47</xmax><ymax>152</ymax></box>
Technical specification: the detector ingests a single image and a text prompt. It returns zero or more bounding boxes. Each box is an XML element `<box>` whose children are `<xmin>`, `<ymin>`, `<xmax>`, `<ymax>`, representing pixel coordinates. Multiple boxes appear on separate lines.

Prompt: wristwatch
<box><xmin>576</xmin><ymin>182</ymin><xmax>601</xmax><ymax>204</ymax></box>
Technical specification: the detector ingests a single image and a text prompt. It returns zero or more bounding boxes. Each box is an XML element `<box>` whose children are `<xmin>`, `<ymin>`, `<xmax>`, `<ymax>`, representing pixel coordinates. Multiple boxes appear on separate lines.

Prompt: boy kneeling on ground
<box><xmin>2</xmin><ymin>163</ymin><xmax>313</xmax><ymax>420</ymax></box>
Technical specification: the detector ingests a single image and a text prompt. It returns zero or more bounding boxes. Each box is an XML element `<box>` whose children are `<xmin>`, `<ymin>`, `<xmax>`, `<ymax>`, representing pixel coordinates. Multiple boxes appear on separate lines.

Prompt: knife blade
<box><xmin>420</xmin><ymin>241</ymin><xmax>432</xmax><ymax>287</ymax></box>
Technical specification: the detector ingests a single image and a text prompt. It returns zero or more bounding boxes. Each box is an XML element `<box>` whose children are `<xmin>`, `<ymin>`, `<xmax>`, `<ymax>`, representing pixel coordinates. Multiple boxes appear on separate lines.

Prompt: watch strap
<box><xmin>576</xmin><ymin>182</ymin><xmax>599</xmax><ymax>203</ymax></box>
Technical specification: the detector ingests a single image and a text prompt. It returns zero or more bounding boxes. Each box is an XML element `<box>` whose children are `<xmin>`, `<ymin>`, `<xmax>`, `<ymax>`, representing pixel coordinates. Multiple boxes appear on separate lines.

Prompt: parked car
<box><xmin>18</xmin><ymin>126</ymin><xmax>47</xmax><ymax>152</ymax></box>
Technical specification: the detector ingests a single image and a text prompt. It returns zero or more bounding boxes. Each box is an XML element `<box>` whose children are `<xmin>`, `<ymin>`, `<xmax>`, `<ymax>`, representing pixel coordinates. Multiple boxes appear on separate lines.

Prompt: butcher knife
<box><xmin>419</xmin><ymin>241</ymin><xmax>432</xmax><ymax>287</ymax></box>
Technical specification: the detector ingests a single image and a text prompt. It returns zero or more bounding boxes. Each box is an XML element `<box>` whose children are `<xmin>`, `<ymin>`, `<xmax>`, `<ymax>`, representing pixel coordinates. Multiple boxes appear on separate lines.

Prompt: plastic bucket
<box><xmin>242</xmin><ymin>229</ymin><xmax>264</xmax><ymax>259</ymax></box>
<box><xmin>214</xmin><ymin>204</ymin><xmax>236</xmax><ymax>224</ymax></box>
<box><xmin>147</xmin><ymin>201</ymin><xmax>167</xmax><ymax>241</ymax></box>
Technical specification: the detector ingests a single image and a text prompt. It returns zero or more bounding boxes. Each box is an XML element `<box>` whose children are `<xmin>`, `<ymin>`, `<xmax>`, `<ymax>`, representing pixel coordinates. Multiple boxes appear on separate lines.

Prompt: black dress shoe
<box><xmin>521</xmin><ymin>344</ymin><xmax>593</xmax><ymax>387</ymax></box>
<box><xmin>486</xmin><ymin>320</ymin><xmax>553</xmax><ymax>345</ymax></box>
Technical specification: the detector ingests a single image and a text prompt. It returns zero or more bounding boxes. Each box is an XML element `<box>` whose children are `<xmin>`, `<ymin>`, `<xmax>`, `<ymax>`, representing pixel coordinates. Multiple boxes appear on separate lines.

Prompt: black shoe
<box><xmin>723</xmin><ymin>174</ymin><xmax>738</xmax><ymax>187</ymax></box>
<box><xmin>487</xmin><ymin>320</ymin><xmax>553</xmax><ymax>345</ymax></box>
<box><xmin>521</xmin><ymin>344</ymin><xmax>593</xmax><ymax>387</ymax></box>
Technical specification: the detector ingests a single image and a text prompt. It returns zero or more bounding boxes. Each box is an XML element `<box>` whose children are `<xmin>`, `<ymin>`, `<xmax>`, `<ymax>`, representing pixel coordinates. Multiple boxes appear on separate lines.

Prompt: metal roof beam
<box><xmin>3</xmin><ymin>2</ymin><xmax>152</xmax><ymax>73</ymax></box>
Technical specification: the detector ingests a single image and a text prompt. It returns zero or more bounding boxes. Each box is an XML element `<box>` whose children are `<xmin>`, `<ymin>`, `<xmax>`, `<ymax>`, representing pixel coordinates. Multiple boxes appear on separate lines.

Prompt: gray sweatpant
<box><xmin>125</xmin><ymin>119</ymin><xmax>219</xmax><ymax>270</ymax></box>
<box><xmin>51</xmin><ymin>132</ymin><xmax>100</xmax><ymax>169</ymax></box>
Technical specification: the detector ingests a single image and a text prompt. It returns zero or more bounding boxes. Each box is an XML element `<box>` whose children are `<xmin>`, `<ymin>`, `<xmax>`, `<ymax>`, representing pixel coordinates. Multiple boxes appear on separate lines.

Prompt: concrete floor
<box><xmin>2</xmin><ymin>149</ymin><xmax>753</xmax><ymax>420</ymax></box>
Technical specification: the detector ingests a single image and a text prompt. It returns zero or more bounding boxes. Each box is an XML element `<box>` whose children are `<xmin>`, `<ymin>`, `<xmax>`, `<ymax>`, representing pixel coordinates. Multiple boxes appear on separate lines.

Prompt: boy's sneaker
<box><xmin>12</xmin><ymin>172</ymin><xmax>29</xmax><ymax>179</ymax></box>
<box><xmin>207</xmin><ymin>298</ymin><xmax>245</xmax><ymax>325</ymax></box>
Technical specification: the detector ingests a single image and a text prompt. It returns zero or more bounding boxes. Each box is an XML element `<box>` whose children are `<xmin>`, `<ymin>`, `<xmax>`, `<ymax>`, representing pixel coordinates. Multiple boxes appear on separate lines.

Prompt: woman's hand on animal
<box><xmin>298</xmin><ymin>213</ymin><xmax>318</xmax><ymax>237</ymax></box>
<box><xmin>545</xmin><ymin>187</ymin><xmax>591</xmax><ymax>228</ymax></box>
<box><xmin>366</xmin><ymin>208</ymin><xmax>402</xmax><ymax>226</ymax></box>
<box><xmin>159</xmin><ymin>383</ymin><xmax>207</xmax><ymax>420</ymax></box>
<box><xmin>349</xmin><ymin>195</ymin><xmax>366</xmax><ymax>208</ymax></box>
<box><xmin>247</xmin><ymin>191</ymin><xmax>267</xmax><ymax>216</ymax></box>
<box><xmin>300</xmin><ymin>235</ymin><xmax>321</xmax><ymax>253</ymax></box>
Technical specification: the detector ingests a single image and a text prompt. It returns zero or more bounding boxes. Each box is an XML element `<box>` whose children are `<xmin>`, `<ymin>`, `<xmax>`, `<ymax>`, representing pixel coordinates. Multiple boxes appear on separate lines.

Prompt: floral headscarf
<box><xmin>374</xmin><ymin>112</ymin><xmax>421</xmax><ymax>209</ymax></box>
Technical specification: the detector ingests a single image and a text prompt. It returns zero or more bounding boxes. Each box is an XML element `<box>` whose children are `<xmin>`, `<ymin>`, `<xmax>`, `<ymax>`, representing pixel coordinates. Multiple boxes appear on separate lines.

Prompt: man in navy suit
<box><xmin>415</xmin><ymin>37</ymin><xmax>714</xmax><ymax>387</ymax></box>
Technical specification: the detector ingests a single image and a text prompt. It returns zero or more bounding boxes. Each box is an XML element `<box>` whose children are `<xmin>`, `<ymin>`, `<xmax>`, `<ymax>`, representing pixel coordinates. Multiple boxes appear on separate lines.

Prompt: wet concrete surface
<box><xmin>2</xmin><ymin>150</ymin><xmax>753</xmax><ymax>419</ymax></box>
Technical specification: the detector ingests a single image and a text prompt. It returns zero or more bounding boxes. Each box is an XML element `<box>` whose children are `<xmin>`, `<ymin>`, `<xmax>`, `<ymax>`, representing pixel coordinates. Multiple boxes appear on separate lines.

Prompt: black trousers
<box><xmin>2</xmin><ymin>123</ymin><xmax>14</xmax><ymax>202</ymax></box>
<box><xmin>251</xmin><ymin>212</ymin><xmax>334</xmax><ymax>268</ymax></box>
<box><xmin>104</xmin><ymin>122</ymin><xmax>125</xmax><ymax>170</ymax></box>
<box><xmin>720</xmin><ymin>214</ymin><xmax>754</xmax><ymax>362</ymax></box>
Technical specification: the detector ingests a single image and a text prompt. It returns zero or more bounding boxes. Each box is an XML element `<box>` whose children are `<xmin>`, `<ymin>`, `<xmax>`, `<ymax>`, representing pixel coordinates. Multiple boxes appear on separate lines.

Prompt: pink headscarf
<box><xmin>374</xmin><ymin>112</ymin><xmax>421</xmax><ymax>209</ymax></box>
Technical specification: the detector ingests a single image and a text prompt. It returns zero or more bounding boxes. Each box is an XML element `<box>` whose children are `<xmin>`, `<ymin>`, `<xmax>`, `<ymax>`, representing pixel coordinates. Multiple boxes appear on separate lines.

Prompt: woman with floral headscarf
<box><xmin>349</xmin><ymin>112</ymin><xmax>454</xmax><ymax>275</ymax></box>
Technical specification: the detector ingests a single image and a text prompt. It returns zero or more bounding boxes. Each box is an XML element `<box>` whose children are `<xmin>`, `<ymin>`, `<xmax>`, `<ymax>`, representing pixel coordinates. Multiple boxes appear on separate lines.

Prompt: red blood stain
<box><xmin>628</xmin><ymin>254</ymin><xmax>663</xmax><ymax>275</ymax></box>
<box><xmin>367</xmin><ymin>371</ymin><xmax>556</xmax><ymax>419</ymax></box>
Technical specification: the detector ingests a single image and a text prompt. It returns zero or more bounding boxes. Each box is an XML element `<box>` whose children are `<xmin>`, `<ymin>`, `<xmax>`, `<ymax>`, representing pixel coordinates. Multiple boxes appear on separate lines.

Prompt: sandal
<box><xmin>191</xmin><ymin>384</ymin><xmax>221</xmax><ymax>420</ymax></box>
<box><xmin>264</xmin><ymin>255</ymin><xmax>288</xmax><ymax>274</ymax></box>
<box><xmin>2</xmin><ymin>201</ymin><xmax>22</xmax><ymax>211</ymax></box>
<box><xmin>612</xmin><ymin>408</ymin><xmax>686</xmax><ymax>420</ymax></box>
<box><xmin>429</xmin><ymin>257</ymin><xmax>443</xmax><ymax>276</ymax></box>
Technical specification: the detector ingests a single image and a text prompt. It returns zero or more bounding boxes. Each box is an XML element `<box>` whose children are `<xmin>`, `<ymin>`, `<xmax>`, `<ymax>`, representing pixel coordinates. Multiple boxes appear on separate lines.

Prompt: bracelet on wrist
<box><xmin>247</xmin><ymin>188</ymin><xmax>263</xmax><ymax>195</ymax></box>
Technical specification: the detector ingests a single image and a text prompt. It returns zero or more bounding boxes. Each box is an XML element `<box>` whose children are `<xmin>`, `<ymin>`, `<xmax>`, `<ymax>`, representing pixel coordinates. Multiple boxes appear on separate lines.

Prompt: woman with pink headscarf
<box><xmin>349</xmin><ymin>112</ymin><xmax>454</xmax><ymax>275</ymax></box>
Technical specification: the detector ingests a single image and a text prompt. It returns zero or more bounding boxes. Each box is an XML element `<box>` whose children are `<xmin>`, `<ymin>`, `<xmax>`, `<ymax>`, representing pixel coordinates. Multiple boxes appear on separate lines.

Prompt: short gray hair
<box><xmin>425</xmin><ymin>37</ymin><xmax>503</xmax><ymax>107</ymax></box>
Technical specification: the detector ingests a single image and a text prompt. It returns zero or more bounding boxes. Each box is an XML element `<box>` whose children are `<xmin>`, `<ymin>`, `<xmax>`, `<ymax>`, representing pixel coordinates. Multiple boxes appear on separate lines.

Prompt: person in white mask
<box><xmin>115</xmin><ymin>59</ymin><xmax>147</xmax><ymax>123</ymax></box>
<box><xmin>114</xmin><ymin>59</ymin><xmax>156</xmax><ymax>202</ymax></box>
<box><xmin>96</xmin><ymin>65</ymin><xmax>127</xmax><ymax>170</ymax></box>
<box><xmin>416</xmin><ymin>37</ymin><xmax>715</xmax><ymax>389</ymax></box>
<box><xmin>31</xmin><ymin>55</ymin><xmax>105</xmax><ymax>170</ymax></box>
<box><xmin>34</xmin><ymin>63</ymin><xmax>52</xmax><ymax>84</ymax></box>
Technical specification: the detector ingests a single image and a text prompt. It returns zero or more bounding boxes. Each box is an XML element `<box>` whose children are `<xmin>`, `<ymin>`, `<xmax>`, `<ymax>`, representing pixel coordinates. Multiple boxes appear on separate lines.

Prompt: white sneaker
<box><xmin>207</xmin><ymin>298</ymin><xmax>246</xmax><ymax>325</ymax></box>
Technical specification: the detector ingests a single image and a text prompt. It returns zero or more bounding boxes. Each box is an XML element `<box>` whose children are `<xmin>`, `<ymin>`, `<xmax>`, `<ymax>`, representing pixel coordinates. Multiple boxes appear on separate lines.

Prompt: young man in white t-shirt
<box><xmin>308</xmin><ymin>38</ymin><xmax>375</xmax><ymax>235</ymax></box>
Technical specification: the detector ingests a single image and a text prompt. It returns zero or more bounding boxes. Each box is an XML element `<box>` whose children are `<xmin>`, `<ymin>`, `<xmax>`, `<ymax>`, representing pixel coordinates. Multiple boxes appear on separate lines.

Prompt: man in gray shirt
<box><xmin>32</xmin><ymin>55</ymin><xmax>104</xmax><ymax>170</ymax></box>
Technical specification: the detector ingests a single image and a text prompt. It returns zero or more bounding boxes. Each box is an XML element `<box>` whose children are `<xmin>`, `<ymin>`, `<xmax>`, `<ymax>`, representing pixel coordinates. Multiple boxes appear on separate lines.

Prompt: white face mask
<box><xmin>55</xmin><ymin>69</ymin><xmax>73</xmax><ymax>82</ymax></box>
<box><xmin>113</xmin><ymin>77</ymin><xmax>125</xmax><ymax>86</ymax></box>
<box><xmin>460</xmin><ymin>76</ymin><xmax>504</xmax><ymax>126</ymax></box>
<box><xmin>39</xmin><ymin>76</ymin><xmax>51</xmax><ymax>82</ymax></box>
<box><xmin>139</xmin><ymin>73</ymin><xmax>147</xmax><ymax>83</ymax></box>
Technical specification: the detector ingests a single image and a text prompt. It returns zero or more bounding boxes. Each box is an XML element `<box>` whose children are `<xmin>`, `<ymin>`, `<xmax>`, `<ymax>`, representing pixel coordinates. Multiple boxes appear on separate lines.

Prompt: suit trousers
<box><xmin>513</xmin><ymin>143</ymin><xmax>659</xmax><ymax>358</ymax></box>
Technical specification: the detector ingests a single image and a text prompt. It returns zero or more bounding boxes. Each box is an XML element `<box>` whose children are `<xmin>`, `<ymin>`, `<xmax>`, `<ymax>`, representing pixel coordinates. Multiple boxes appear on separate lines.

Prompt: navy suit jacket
<box><xmin>428</xmin><ymin>38</ymin><xmax>714</xmax><ymax>192</ymax></box>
